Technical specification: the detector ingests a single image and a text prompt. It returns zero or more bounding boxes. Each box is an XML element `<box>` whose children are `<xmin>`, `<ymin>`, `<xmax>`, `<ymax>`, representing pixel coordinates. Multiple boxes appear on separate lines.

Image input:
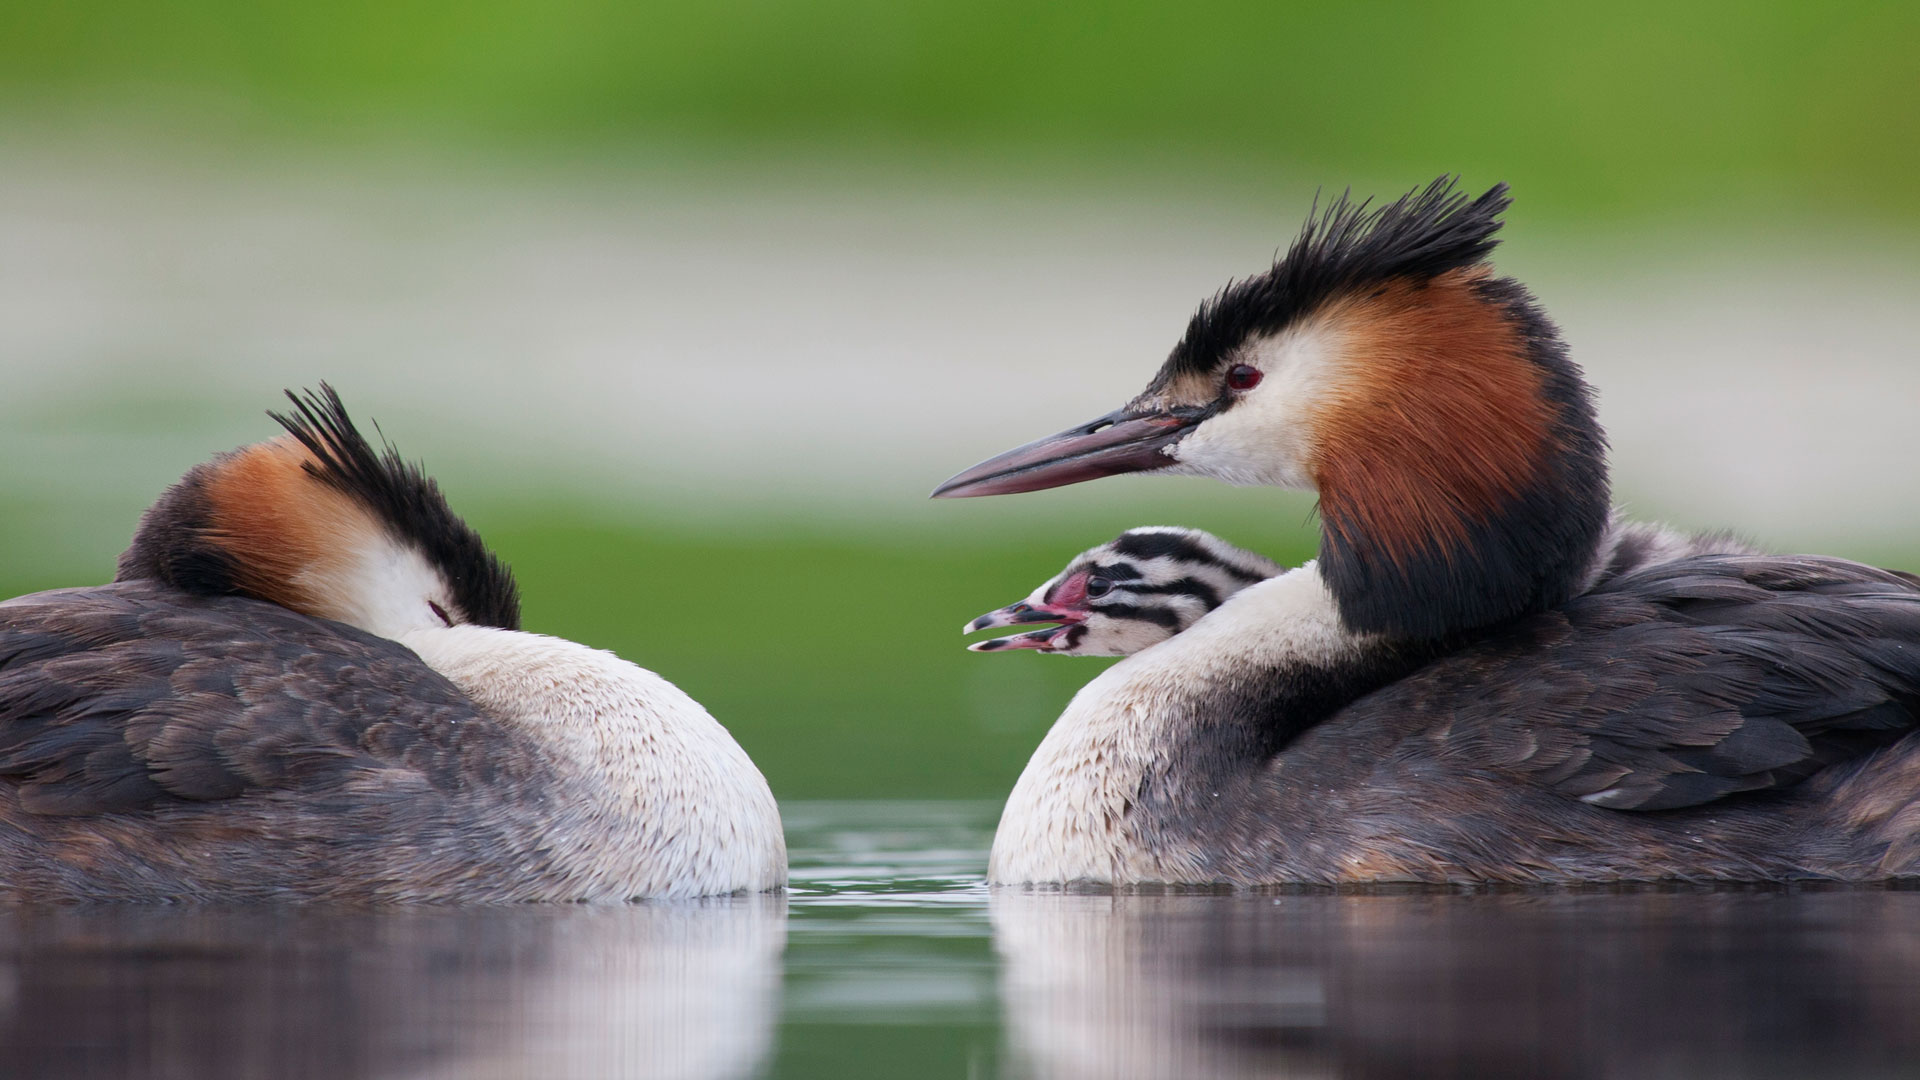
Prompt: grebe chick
<box><xmin>0</xmin><ymin>386</ymin><xmax>785</xmax><ymax>902</ymax></box>
<box><xmin>934</xmin><ymin>178</ymin><xmax>1920</xmax><ymax>886</ymax></box>
<box><xmin>966</xmin><ymin>527</ymin><xmax>1281</xmax><ymax>656</ymax></box>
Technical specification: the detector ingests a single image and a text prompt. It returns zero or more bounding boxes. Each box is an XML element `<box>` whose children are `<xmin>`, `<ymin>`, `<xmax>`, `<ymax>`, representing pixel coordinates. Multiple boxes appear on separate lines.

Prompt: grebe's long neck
<box><xmin>402</xmin><ymin>625</ymin><xmax>786</xmax><ymax>899</ymax></box>
<box><xmin>1305</xmin><ymin>274</ymin><xmax>1612</xmax><ymax>641</ymax></box>
<box><xmin>989</xmin><ymin>564</ymin><xmax>1402</xmax><ymax>884</ymax></box>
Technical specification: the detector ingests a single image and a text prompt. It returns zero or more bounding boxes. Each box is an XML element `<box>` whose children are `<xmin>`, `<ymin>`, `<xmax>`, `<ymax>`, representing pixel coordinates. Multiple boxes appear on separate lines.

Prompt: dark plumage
<box><xmin>0</xmin><ymin>583</ymin><xmax>561</xmax><ymax>901</ymax></box>
<box><xmin>1136</xmin><ymin>556</ymin><xmax>1920</xmax><ymax>884</ymax></box>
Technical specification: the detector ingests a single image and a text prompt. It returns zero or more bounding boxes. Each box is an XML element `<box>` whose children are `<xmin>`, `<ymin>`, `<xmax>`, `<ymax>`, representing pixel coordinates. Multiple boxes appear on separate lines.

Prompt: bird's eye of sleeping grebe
<box><xmin>964</xmin><ymin>527</ymin><xmax>1282</xmax><ymax>657</ymax></box>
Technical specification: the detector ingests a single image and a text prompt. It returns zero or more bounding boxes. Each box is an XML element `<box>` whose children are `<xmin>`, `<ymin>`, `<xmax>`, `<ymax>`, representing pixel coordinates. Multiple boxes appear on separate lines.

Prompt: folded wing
<box><xmin>0</xmin><ymin>581</ymin><xmax>533</xmax><ymax>818</ymax></box>
<box><xmin>1398</xmin><ymin>556</ymin><xmax>1920</xmax><ymax>811</ymax></box>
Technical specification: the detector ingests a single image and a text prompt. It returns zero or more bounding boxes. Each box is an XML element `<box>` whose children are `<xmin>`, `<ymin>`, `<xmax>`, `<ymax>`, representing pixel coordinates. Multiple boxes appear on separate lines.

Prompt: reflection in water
<box><xmin>993</xmin><ymin>888</ymin><xmax>1920</xmax><ymax>1080</ymax></box>
<box><xmin>776</xmin><ymin>800</ymin><xmax>1002</xmax><ymax>1076</ymax></box>
<box><xmin>8</xmin><ymin>808</ymin><xmax>1920</xmax><ymax>1079</ymax></box>
<box><xmin>0</xmin><ymin>897</ymin><xmax>785</xmax><ymax>1080</ymax></box>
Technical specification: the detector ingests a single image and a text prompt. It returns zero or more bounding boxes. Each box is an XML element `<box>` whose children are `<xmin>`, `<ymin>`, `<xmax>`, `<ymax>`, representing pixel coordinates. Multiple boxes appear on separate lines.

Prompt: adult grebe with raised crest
<box><xmin>937</xmin><ymin>179</ymin><xmax>1920</xmax><ymax>886</ymax></box>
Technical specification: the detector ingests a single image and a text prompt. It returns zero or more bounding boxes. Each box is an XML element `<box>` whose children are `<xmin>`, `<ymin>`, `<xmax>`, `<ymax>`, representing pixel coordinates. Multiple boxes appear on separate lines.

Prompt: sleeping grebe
<box><xmin>0</xmin><ymin>387</ymin><xmax>785</xmax><ymax>901</ymax></box>
<box><xmin>934</xmin><ymin>178</ymin><xmax>1920</xmax><ymax>885</ymax></box>
<box><xmin>966</xmin><ymin>527</ymin><xmax>1280</xmax><ymax>655</ymax></box>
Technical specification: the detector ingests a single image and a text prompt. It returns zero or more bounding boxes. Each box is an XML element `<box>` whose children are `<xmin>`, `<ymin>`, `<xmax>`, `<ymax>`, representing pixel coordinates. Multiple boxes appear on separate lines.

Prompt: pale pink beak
<box><xmin>931</xmin><ymin>406</ymin><xmax>1205</xmax><ymax>499</ymax></box>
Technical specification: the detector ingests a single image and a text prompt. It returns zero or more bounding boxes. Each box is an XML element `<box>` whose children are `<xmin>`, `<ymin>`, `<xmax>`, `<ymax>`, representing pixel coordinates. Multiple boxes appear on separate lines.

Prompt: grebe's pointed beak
<box><xmin>930</xmin><ymin>406</ymin><xmax>1204</xmax><ymax>499</ymax></box>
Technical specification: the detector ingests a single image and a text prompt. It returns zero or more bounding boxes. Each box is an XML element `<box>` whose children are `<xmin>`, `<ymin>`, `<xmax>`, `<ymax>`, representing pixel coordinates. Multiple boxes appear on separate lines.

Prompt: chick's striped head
<box><xmin>965</xmin><ymin>527</ymin><xmax>1281</xmax><ymax>657</ymax></box>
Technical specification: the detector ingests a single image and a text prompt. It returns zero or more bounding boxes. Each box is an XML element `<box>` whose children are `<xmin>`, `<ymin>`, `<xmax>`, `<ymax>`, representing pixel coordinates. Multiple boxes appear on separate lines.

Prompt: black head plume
<box><xmin>1161</xmin><ymin>176</ymin><xmax>1513</xmax><ymax>380</ymax></box>
<box><xmin>270</xmin><ymin>385</ymin><xmax>522</xmax><ymax>631</ymax></box>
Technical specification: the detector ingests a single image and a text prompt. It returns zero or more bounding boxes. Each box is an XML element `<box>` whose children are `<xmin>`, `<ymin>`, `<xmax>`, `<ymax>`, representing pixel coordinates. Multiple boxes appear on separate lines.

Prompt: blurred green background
<box><xmin>6</xmin><ymin>0</ymin><xmax>1917</xmax><ymax>217</ymax></box>
<box><xmin>2</xmin><ymin>0</ymin><xmax>1916</xmax><ymax>802</ymax></box>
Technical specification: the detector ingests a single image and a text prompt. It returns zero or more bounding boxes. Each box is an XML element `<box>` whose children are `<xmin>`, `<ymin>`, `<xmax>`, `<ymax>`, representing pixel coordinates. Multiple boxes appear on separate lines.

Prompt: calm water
<box><xmin>3</xmin><ymin>801</ymin><xmax>1919</xmax><ymax>1079</ymax></box>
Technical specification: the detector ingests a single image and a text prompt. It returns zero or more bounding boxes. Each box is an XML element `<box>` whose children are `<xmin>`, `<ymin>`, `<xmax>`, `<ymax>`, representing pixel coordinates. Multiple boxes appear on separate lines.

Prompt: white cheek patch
<box><xmin>1166</xmin><ymin>321</ymin><xmax>1346</xmax><ymax>491</ymax></box>
<box><xmin>293</xmin><ymin>533</ymin><xmax>451</xmax><ymax>640</ymax></box>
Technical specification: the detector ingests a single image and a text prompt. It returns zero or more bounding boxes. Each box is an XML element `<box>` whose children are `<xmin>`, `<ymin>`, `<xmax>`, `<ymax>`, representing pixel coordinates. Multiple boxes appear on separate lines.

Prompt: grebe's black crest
<box><xmin>1161</xmin><ymin>177</ymin><xmax>1511</xmax><ymax>381</ymax></box>
<box><xmin>1171</xmin><ymin>176</ymin><xmax>1609</xmax><ymax>640</ymax></box>
<box><xmin>270</xmin><ymin>385</ymin><xmax>521</xmax><ymax>631</ymax></box>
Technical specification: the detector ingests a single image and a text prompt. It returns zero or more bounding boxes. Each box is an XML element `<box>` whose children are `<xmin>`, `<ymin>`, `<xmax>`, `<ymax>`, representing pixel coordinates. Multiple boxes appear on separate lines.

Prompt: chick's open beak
<box><xmin>963</xmin><ymin>600</ymin><xmax>1086</xmax><ymax>653</ymax></box>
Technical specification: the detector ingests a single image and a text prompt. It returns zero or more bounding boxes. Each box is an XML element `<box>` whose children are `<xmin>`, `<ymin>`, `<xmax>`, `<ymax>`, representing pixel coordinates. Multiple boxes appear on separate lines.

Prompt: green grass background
<box><xmin>5</xmin><ymin>1</ymin><xmax>1917</xmax><ymax>222</ymax></box>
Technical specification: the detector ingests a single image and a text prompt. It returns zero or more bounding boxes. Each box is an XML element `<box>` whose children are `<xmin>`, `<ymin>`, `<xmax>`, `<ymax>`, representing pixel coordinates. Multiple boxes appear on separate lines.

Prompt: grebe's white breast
<box><xmin>402</xmin><ymin>624</ymin><xmax>786</xmax><ymax>899</ymax></box>
<box><xmin>989</xmin><ymin>563</ymin><xmax>1365</xmax><ymax>885</ymax></box>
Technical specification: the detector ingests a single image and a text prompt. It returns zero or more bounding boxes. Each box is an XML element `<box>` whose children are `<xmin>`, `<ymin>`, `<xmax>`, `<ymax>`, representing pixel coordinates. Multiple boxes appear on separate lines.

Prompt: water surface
<box><xmin>3</xmin><ymin>801</ymin><xmax>1918</xmax><ymax>1078</ymax></box>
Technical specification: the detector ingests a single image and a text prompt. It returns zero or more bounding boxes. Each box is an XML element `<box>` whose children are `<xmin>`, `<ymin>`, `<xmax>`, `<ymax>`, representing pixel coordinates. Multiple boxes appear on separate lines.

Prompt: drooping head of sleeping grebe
<box><xmin>965</xmin><ymin>527</ymin><xmax>1282</xmax><ymax>656</ymax></box>
<box><xmin>933</xmin><ymin>177</ymin><xmax>1610</xmax><ymax>641</ymax></box>
<box><xmin>116</xmin><ymin>384</ymin><xmax>520</xmax><ymax>639</ymax></box>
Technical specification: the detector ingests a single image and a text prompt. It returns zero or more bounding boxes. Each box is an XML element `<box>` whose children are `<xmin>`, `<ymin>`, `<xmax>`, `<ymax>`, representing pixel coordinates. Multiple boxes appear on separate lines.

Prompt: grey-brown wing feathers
<box><xmin>1403</xmin><ymin>556</ymin><xmax>1920</xmax><ymax>811</ymax></box>
<box><xmin>0</xmin><ymin>581</ymin><xmax>525</xmax><ymax>818</ymax></box>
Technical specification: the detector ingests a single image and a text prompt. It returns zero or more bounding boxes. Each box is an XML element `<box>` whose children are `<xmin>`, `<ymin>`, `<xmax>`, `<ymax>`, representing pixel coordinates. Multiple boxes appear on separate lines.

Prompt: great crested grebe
<box><xmin>965</xmin><ymin>527</ymin><xmax>1280</xmax><ymax>656</ymax></box>
<box><xmin>935</xmin><ymin>178</ymin><xmax>1920</xmax><ymax>885</ymax></box>
<box><xmin>0</xmin><ymin>387</ymin><xmax>785</xmax><ymax>901</ymax></box>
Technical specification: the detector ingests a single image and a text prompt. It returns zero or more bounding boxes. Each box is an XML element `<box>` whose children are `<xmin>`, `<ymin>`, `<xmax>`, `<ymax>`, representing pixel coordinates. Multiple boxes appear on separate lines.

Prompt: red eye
<box><xmin>1226</xmin><ymin>364</ymin><xmax>1263</xmax><ymax>391</ymax></box>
